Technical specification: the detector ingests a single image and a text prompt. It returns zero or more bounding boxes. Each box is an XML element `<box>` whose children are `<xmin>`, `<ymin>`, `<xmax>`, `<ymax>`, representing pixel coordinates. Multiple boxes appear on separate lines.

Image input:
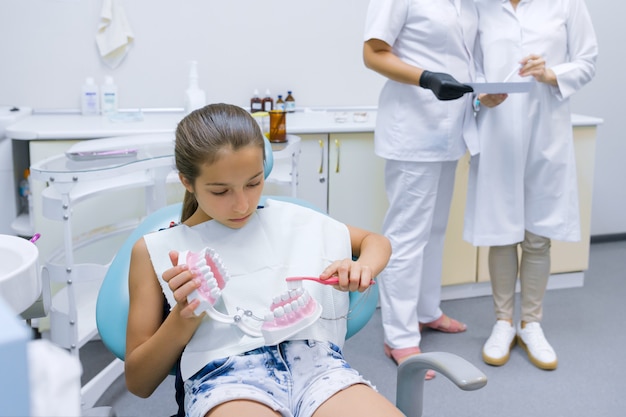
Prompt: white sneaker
<box><xmin>517</xmin><ymin>322</ymin><xmax>558</xmax><ymax>370</ymax></box>
<box><xmin>482</xmin><ymin>320</ymin><xmax>516</xmax><ymax>366</ymax></box>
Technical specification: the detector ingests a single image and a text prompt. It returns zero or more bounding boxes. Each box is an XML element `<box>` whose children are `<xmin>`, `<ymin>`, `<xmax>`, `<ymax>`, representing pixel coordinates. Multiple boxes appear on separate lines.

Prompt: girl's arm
<box><xmin>124</xmin><ymin>239</ymin><xmax>203</xmax><ymax>398</ymax></box>
<box><xmin>319</xmin><ymin>225</ymin><xmax>391</xmax><ymax>293</ymax></box>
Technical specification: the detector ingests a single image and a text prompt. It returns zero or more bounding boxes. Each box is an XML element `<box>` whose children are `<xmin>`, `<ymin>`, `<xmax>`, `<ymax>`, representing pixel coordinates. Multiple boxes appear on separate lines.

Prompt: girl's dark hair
<box><xmin>175</xmin><ymin>103</ymin><xmax>265</xmax><ymax>222</ymax></box>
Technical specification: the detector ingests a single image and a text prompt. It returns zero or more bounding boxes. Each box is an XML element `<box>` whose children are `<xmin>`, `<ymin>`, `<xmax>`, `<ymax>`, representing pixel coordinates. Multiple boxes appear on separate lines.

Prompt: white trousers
<box><xmin>379</xmin><ymin>159</ymin><xmax>458</xmax><ymax>348</ymax></box>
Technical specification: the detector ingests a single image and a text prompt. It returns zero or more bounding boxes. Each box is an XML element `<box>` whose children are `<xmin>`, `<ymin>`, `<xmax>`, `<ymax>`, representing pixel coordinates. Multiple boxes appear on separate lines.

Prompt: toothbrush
<box><xmin>285</xmin><ymin>275</ymin><xmax>376</xmax><ymax>289</ymax></box>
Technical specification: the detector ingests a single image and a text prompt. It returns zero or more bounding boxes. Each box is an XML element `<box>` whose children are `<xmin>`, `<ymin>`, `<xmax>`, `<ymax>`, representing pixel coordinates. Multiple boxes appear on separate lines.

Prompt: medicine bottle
<box><xmin>18</xmin><ymin>169</ymin><xmax>30</xmax><ymax>214</ymax></box>
<box><xmin>250</xmin><ymin>89</ymin><xmax>263</xmax><ymax>113</ymax></box>
<box><xmin>101</xmin><ymin>76</ymin><xmax>118</xmax><ymax>115</ymax></box>
<box><xmin>262</xmin><ymin>89</ymin><xmax>274</xmax><ymax>112</ymax></box>
<box><xmin>81</xmin><ymin>77</ymin><xmax>100</xmax><ymax>115</ymax></box>
<box><xmin>285</xmin><ymin>91</ymin><xmax>296</xmax><ymax>113</ymax></box>
<box><xmin>275</xmin><ymin>95</ymin><xmax>285</xmax><ymax>111</ymax></box>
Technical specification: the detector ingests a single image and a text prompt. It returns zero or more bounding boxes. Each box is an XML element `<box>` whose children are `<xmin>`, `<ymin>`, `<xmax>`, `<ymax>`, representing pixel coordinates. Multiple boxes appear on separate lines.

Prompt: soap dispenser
<box><xmin>184</xmin><ymin>60</ymin><xmax>207</xmax><ymax>115</ymax></box>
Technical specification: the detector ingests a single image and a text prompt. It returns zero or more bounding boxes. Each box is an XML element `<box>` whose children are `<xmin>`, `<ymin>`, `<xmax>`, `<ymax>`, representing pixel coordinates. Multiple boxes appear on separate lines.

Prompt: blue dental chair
<box><xmin>94</xmin><ymin>138</ymin><xmax>487</xmax><ymax>417</ymax></box>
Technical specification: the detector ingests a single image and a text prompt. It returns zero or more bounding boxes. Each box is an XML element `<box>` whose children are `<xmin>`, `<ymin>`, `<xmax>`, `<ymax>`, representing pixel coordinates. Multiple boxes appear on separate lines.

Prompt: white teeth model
<box><xmin>175</xmin><ymin>249</ymin><xmax>329</xmax><ymax>344</ymax></box>
<box><xmin>179</xmin><ymin>247</ymin><xmax>229</xmax><ymax>317</ymax></box>
<box><xmin>261</xmin><ymin>287</ymin><xmax>322</xmax><ymax>346</ymax></box>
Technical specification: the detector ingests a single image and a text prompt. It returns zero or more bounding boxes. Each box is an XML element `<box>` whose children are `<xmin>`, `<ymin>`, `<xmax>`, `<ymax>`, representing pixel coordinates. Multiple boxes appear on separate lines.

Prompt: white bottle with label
<box><xmin>101</xmin><ymin>76</ymin><xmax>118</xmax><ymax>115</ymax></box>
<box><xmin>184</xmin><ymin>60</ymin><xmax>207</xmax><ymax>114</ymax></box>
<box><xmin>81</xmin><ymin>77</ymin><xmax>100</xmax><ymax>115</ymax></box>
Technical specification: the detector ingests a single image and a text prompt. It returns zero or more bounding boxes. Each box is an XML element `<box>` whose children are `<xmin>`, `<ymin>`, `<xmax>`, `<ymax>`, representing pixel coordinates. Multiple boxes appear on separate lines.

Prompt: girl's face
<box><xmin>182</xmin><ymin>145</ymin><xmax>265</xmax><ymax>229</ymax></box>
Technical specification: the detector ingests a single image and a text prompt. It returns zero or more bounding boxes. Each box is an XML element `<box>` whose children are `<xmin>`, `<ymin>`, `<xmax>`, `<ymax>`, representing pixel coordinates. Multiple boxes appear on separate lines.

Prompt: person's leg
<box><xmin>488</xmin><ymin>244</ymin><xmax>519</xmax><ymax>322</ymax></box>
<box><xmin>379</xmin><ymin>160</ymin><xmax>441</xmax><ymax>351</ymax></box>
<box><xmin>417</xmin><ymin>160</ymin><xmax>466</xmax><ymax>332</ymax></box>
<box><xmin>519</xmin><ymin>230</ymin><xmax>551</xmax><ymax>324</ymax></box>
<box><xmin>311</xmin><ymin>384</ymin><xmax>404</xmax><ymax>417</ymax></box>
<box><xmin>207</xmin><ymin>400</ymin><xmax>283</xmax><ymax>417</ymax></box>
<box><xmin>482</xmin><ymin>243</ymin><xmax>519</xmax><ymax>366</ymax></box>
<box><xmin>517</xmin><ymin>230</ymin><xmax>557</xmax><ymax>370</ymax></box>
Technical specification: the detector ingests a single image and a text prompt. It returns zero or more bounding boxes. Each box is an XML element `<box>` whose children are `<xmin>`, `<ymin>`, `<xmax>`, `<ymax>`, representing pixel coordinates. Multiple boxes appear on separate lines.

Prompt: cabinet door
<box><xmin>295</xmin><ymin>133</ymin><xmax>329</xmax><ymax>212</ymax></box>
<box><xmin>441</xmin><ymin>153</ymin><xmax>478</xmax><ymax>286</ymax></box>
<box><xmin>328</xmin><ymin>133</ymin><xmax>387</xmax><ymax>233</ymax></box>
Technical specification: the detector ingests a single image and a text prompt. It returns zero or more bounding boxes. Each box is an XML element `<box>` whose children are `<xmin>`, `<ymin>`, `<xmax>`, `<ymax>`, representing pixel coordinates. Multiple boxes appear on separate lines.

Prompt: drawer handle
<box><xmin>318</xmin><ymin>140</ymin><xmax>324</xmax><ymax>174</ymax></box>
<box><xmin>318</xmin><ymin>140</ymin><xmax>326</xmax><ymax>183</ymax></box>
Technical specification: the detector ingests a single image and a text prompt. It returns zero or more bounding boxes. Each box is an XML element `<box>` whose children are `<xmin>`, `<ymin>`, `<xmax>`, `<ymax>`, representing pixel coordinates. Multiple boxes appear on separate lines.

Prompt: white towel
<box><xmin>28</xmin><ymin>340</ymin><xmax>82</xmax><ymax>416</ymax></box>
<box><xmin>96</xmin><ymin>0</ymin><xmax>134</xmax><ymax>69</ymax></box>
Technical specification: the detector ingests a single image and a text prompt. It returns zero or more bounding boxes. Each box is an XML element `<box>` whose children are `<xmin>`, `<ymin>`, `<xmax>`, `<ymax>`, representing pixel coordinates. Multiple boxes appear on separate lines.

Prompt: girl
<box><xmin>124</xmin><ymin>103</ymin><xmax>402</xmax><ymax>417</ymax></box>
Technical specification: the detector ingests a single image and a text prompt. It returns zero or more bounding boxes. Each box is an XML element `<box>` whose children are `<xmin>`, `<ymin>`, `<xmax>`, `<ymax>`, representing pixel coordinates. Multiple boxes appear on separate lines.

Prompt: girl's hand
<box><xmin>319</xmin><ymin>258</ymin><xmax>374</xmax><ymax>293</ymax></box>
<box><xmin>477</xmin><ymin>93</ymin><xmax>508</xmax><ymax>108</ymax></box>
<box><xmin>162</xmin><ymin>250</ymin><xmax>203</xmax><ymax>319</ymax></box>
<box><xmin>519</xmin><ymin>54</ymin><xmax>557</xmax><ymax>86</ymax></box>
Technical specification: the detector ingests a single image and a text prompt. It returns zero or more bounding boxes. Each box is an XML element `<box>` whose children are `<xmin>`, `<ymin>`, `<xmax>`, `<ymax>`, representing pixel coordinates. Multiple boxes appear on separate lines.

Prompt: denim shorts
<box><xmin>184</xmin><ymin>340</ymin><xmax>373</xmax><ymax>417</ymax></box>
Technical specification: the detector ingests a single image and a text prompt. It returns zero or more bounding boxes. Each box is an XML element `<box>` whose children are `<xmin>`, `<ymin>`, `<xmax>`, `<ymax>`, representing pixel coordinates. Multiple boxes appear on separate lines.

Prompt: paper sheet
<box><xmin>468</xmin><ymin>82</ymin><xmax>534</xmax><ymax>94</ymax></box>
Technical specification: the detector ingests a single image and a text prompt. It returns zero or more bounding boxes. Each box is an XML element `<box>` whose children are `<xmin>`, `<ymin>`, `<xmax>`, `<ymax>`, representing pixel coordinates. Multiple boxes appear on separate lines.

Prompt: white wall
<box><xmin>569</xmin><ymin>2</ymin><xmax>626</xmax><ymax>236</ymax></box>
<box><xmin>0</xmin><ymin>0</ymin><xmax>623</xmax><ymax>236</ymax></box>
<box><xmin>0</xmin><ymin>0</ymin><xmax>384</xmax><ymax>109</ymax></box>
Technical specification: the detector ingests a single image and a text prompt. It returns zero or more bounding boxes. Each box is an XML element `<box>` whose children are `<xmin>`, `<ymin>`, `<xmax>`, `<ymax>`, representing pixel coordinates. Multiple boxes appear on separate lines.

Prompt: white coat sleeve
<box><xmin>551</xmin><ymin>0</ymin><xmax>598</xmax><ymax>100</ymax></box>
<box><xmin>363</xmin><ymin>0</ymin><xmax>408</xmax><ymax>45</ymax></box>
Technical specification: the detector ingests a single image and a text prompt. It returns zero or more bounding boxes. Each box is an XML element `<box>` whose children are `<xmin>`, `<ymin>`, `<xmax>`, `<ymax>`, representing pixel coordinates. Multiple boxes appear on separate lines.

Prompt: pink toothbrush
<box><xmin>285</xmin><ymin>276</ymin><xmax>376</xmax><ymax>289</ymax></box>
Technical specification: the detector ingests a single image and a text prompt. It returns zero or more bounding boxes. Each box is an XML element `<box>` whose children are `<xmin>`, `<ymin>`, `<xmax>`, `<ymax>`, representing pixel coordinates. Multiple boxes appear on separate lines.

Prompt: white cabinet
<box><xmin>295</xmin><ymin>133</ymin><xmax>329</xmax><ymax>212</ymax></box>
<box><xmin>328</xmin><ymin>133</ymin><xmax>387</xmax><ymax>233</ymax></box>
<box><xmin>296</xmin><ymin>133</ymin><xmax>388</xmax><ymax>234</ymax></box>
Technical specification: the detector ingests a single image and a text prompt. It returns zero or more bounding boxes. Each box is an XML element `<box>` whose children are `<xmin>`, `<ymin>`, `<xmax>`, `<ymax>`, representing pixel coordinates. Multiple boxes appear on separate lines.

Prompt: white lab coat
<box><xmin>464</xmin><ymin>0</ymin><xmax>598</xmax><ymax>246</ymax></box>
<box><xmin>364</xmin><ymin>0</ymin><xmax>480</xmax><ymax>349</ymax></box>
<box><xmin>364</xmin><ymin>0</ymin><xmax>479</xmax><ymax>161</ymax></box>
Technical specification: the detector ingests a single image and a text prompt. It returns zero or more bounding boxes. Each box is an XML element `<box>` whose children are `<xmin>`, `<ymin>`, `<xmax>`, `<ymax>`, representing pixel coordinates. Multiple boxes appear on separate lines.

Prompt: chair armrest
<box><xmin>396</xmin><ymin>352</ymin><xmax>487</xmax><ymax>417</ymax></box>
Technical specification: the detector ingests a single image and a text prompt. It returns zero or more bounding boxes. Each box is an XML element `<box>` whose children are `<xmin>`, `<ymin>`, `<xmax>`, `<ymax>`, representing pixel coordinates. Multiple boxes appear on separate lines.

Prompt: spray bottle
<box><xmin>184</xmin><ymin>60</ymin><xmax>207</xmax><ymax>114</ymax></box>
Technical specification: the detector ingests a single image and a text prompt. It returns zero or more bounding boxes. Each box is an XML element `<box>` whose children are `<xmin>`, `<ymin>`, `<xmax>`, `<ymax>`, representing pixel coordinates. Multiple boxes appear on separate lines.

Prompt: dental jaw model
<box><xmin>178</xmin><ymin>248</ymin><xmax>327</xmax><ymax>345</ymax></box>
<box><xmin>261</xmin><ymin>287</ymin><xmax>321</xmax><ymax>346</ymax></box>
<box><xmin>181</xmin><ymin>247</ymin><xmax>229</xmax><ymax>317</ymax></box>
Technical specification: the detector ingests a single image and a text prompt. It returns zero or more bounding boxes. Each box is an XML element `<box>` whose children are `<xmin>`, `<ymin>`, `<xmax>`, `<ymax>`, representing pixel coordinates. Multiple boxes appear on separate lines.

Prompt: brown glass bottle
<box><xmin>250</xmin><ymin>89</ymin><xmax>262</xmax><ymax>113</ymax></box>
<box><xmin>275</xmin><ymin>95</ymin><xmax>285</xmax><ymax>111</ymax></box>
<box><xmin>285</xmin><ymin>90</ymin><xmax>296</xmax><ymax>113</ymax></box>
<box><xmin>262</xmin><ymin>89</ymin><xmax>273</xmax><ymax>112</ymax></box>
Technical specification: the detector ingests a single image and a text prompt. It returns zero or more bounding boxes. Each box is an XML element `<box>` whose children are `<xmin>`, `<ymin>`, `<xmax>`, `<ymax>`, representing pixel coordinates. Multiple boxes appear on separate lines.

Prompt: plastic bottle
<box><xmin>250</xmin><ymin>89</ymin><xmax>263</xmax><ymax>113</ymax></box>
<box><xmin>184</xmin><ymin>60</ymin><xmax>207</xmax><ymax>115</ymax></box>
<box><xmin>81</xmin><ymin>77</ymin><xmax>100</xmax><ymax>115</ymax></box>
<box><xmin>261</xmin><ymin>89</ymin><xmax>274</xmax><ymax>112</ymax></box>
<box><xmin>275</xmin><ymin>95</ymin><xmax>285</xmax><ymax>111</ymax></box>
<box><xmin>100</xmin><ymin>76</ymin><xmax>118</xmax><ymax>115</ymax></box>
<box><xmin>18</xmin><ymin>169</ymin><xmax>30</xmax><ymax>214</ymax></box>
<box><xmin>285</xmin><ymin>90</ymin><xmax>296</xmax><ymax>113</ymax></box>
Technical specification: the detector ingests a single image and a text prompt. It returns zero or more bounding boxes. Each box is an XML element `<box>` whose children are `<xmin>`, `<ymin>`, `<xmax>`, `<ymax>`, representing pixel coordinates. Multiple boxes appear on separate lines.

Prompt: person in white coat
<box><xmin>363</xmin><ymin>0</ymin><xmax>478</xmax><ymax>375</ymax></box>
<box><xmin>464</xmin><ymin>0</ymin><xmax>598</xmax><ymax>370</ymax></box>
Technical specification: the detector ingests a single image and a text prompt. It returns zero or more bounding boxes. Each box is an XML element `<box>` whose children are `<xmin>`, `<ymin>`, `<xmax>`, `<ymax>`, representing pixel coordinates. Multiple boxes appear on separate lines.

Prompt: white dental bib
<box><xmin>143</xmin><ymin>199</ymin><xmax>351</xmax><ymax>380</ymax></box>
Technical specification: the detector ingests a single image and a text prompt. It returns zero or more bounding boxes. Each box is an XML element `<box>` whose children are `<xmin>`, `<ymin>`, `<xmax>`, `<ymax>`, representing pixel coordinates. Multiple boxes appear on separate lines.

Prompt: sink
<box><xmin>0</xmin><ymin>234</ymin><xmax>40</xmax><ymax>314</ymax></box>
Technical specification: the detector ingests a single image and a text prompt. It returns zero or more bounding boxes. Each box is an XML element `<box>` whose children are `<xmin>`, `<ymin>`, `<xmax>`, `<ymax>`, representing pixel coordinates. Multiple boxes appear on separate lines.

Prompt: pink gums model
<box><xmin>180</xmin><ymin>247</ymin><xmax>229</xmax><ymax>316</ymax></box>
<box><xmin>261</xmin><ymin>287</ymin><xmax>322</xmax><ymax>345</ymax></box>
<box><xmin>176</xmin><ymin>248</ymin><xmax>331</xmax><ymax>345</ymax></box>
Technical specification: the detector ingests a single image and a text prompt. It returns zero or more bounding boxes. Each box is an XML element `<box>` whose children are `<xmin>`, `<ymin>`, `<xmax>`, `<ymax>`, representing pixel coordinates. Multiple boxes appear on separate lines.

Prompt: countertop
<box><xmin>6</xmin><ymin>108</ymin><xmax>378</xmax><ymax>140</ymax></box>
<box><xmin>6</xmin><ymin>108</ymin><xmax>603</xmax><ymax>141</ymax></box>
